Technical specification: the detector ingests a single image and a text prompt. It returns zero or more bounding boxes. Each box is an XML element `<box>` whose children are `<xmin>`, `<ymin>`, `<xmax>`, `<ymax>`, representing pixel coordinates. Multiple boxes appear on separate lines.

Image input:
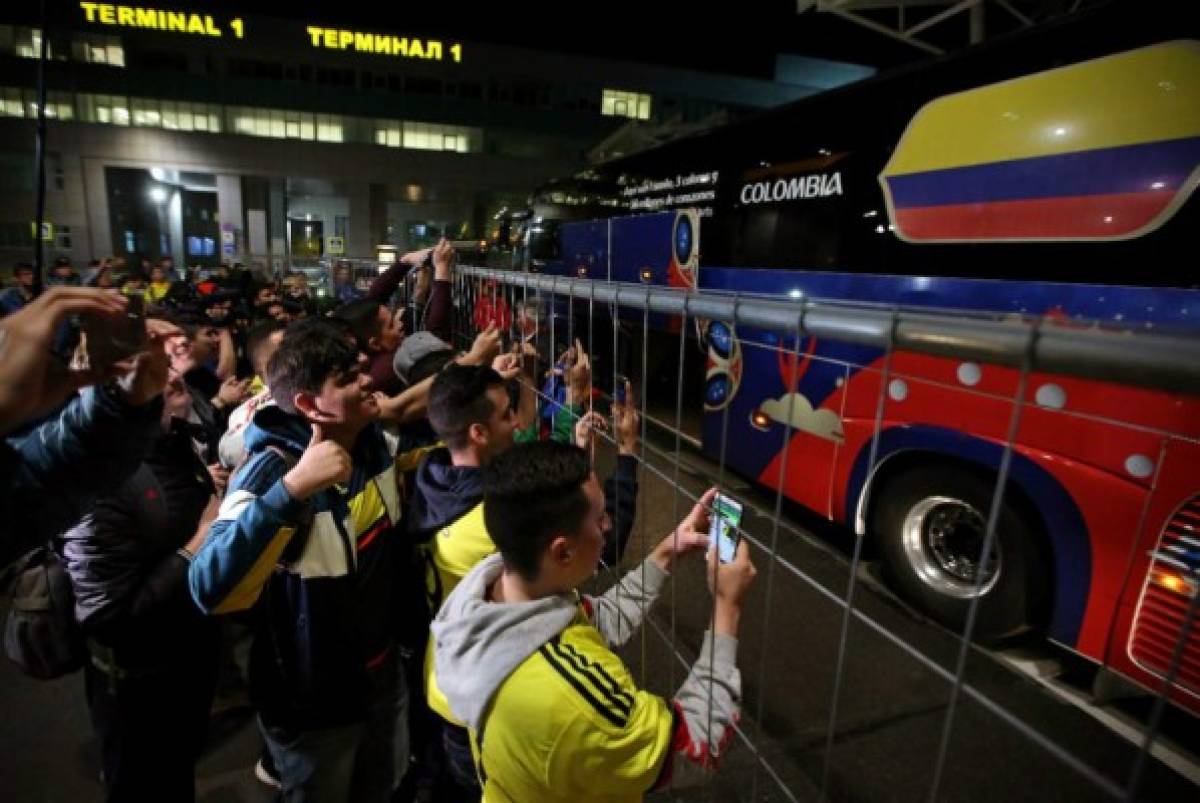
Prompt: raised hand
<box><xmin>0</xmin><ymin>287</ymin><xmax>129</xmax><ymax>433</ymax></box>
<box><xmin>651</xmin><ymin>487</ymin><xmax>718</xmax><ymax>571</ymax></box>
<box><xmin>282</xmin><ymin>423</ymin><xmax>353</xmax><ymax>501</ymax></box>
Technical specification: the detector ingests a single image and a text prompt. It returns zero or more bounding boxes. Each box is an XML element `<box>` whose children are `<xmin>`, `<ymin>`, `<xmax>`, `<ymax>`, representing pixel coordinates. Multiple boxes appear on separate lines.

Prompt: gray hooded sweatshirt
<box><xmin>432</xmin><ymin>552</ymin><xmax>741</xmax><ymax>793</ymax></box>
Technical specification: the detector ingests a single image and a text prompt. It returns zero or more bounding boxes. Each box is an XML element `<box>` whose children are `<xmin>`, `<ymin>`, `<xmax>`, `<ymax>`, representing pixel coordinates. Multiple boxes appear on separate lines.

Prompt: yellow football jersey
<box><xmin>470</xmin><ymin>612</ymin><xmax>673</xmax><ymax>803</ymax></box>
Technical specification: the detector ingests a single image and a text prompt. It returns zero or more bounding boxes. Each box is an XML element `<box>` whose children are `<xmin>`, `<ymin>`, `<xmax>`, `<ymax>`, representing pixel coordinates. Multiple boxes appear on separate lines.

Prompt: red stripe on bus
<box><xmin>893</xmin><ymin>189</ymin><xmax>1174</xmax><ymax>240</ymax></box>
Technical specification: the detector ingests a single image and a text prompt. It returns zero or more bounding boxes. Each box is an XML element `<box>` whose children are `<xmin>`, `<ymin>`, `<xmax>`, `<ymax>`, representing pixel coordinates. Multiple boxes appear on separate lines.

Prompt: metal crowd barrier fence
<box><xmin>444</xmin><ymin>265</ymin><xmax>1200</xmax><ymax>802</ymax></box>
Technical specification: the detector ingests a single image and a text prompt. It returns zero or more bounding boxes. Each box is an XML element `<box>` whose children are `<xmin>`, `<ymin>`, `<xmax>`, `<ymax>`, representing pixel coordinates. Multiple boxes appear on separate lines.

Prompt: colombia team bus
<box><xmin>499</xmin><ymin>2</ymin><xmax>1200</xmax><ymax>715</ymax></box>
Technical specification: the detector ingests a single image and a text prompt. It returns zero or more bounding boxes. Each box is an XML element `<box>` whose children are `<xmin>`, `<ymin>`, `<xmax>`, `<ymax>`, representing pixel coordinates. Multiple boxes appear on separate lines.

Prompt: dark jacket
<box><xmin>410</xmin><ymin>447</ymin><xmax>640</xmax><ymax>580</ymax></box>
<box><xmin>182</xmin><ymin>382</ymin><xmax>227</xmax><ymax>465</ymax></box>
<box><xmin>188</xmin><ymin>407</ymin><xmax>409</xmax><ymax>729</ymax></box>
<box><xmin>1</xmin><ymin>385</ymin><xmax>163</xmax><ymax>568</ymax></box>
<box><xmin>408</xmin><ymin>448</ymin><xmax>483</xmax><ymax>545</ymax></box>
<box><xmin>61</xmin><ymin>422</ymin><xmax>217</xmax><ymax>673</ymax></box>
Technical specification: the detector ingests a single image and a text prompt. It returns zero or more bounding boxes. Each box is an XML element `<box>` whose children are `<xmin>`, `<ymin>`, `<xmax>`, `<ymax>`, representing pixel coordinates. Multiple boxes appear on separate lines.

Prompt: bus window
<box><xmin>527</xmin><ymin>219</ymin><xmax>562</xmax><ymax>264</ymax></box>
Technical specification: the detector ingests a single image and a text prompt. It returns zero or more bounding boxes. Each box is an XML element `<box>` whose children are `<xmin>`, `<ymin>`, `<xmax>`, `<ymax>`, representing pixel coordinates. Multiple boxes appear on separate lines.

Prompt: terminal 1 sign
<box><xmin>79</xmin><ymin>2</ymin><xmax>243</xmax><ymax>38</ymax></box>
<box><xmin>77</xmin><ymin>3</ymin><xmax>464</xmax><ymax>63</ymax></box>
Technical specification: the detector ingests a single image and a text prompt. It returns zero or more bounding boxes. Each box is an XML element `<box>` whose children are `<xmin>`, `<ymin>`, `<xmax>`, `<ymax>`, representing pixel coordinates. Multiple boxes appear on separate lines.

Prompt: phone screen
<box><xmin>614</xmin><ymin>374</ymin><xmax>629</xmax><ymax>404</ymax></box>
<box><xmin>709</xmin><ymin>493</ymin><xmax>744</xmax><ymax>564</ymax></box>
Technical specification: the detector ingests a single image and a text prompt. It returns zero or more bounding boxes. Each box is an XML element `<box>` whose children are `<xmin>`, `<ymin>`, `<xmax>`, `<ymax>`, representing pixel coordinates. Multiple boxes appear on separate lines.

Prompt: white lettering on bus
<box><xmin>739</xmin><ymin>172</ymin><xmax>843</xmax><ymax>205</ymax></box>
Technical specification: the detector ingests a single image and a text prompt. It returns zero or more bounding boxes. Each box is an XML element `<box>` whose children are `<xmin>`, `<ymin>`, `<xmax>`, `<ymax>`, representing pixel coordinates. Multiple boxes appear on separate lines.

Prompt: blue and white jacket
<box><xmin>188</xmin><ymin>406</ymin><xmax>410</xmax><ymax>729</ymax></box>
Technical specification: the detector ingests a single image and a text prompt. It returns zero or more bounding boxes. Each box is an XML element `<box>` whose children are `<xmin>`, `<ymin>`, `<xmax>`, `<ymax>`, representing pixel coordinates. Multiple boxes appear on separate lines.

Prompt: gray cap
<box><xmin>393</xmin><ymin>331</ymin><xmax>454</xmax><ymax>386</ymax></box>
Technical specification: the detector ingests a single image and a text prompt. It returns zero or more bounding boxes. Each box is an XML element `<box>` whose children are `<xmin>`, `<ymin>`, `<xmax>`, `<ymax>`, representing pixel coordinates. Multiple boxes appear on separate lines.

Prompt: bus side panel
<box><xmin>559</xmin><ymin>220</ymin><xmax>609</xmax><ymax>279</ymax></box>
<box><xmin>702</xmin><ymin>296</ymin><xmax>1172</xmax><ymax>661</ymax></box>
<box><xmin>610</xmin><ymin>212</ymin><xmax>677</xmax><ymax>284</ymax></box>
<box><xmin>1107</xmin><ymin>439</ymin><xmax>1200</xmax><ymax>712</ymax></box>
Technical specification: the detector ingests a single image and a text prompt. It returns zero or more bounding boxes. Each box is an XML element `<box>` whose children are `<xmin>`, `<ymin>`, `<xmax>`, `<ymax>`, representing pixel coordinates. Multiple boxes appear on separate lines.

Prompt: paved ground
<box><xmin>1</xmin><ymin>434</ymin><xmax>1196</xmax><ymax>802</ymax></box>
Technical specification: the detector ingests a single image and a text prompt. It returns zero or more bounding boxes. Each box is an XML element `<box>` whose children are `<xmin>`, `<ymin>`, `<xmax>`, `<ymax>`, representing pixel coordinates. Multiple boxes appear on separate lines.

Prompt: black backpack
<box><xmin>2</xmin><ymin>544</ymin><xmax>85</xmax><ymax>679</ymax></box>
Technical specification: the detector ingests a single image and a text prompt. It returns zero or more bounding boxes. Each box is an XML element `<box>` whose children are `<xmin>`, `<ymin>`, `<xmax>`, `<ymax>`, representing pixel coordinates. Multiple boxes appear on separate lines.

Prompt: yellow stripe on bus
<box><xmin>883</xmin><ymin>40</ymin><xmax>1200</xmax><ymax>176</ymax></box>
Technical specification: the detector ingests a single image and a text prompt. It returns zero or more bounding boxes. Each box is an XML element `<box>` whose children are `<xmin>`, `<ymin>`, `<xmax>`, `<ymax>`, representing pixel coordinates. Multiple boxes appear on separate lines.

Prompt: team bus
<box><xmin>498</xmin><ymin>3</ymin><xmax>1200</xmax><ymax>715</ymax></box>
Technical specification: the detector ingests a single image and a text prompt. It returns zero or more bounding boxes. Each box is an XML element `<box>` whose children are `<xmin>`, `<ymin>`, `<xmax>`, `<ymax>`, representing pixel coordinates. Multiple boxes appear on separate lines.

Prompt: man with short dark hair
<box><xmin>188</xmin><ymin>318</ymin><xmax>413</xmax><ymax>801</ymax></box>
<box><xmin>1</xmin><ymin>263</ymin><xmax>36</xmax><ymax>316</ymax></box>
<box><xmin>433</xmin><ymin>441</ymin><xmax>756</xmax><ymax>802</ymax></box>
<box><xmin>160</xmin><ymin>319</ymin><xmax>245</xmax><ymax>498</ymax></box>
<box><xmin>413</xmin><ymin>367</ymin><xmax>641</xmax><ymax>796</ymax></box>
<box><xmin>47</xmin><ymin>256</ymin><xmax>80</xmax><ymax>287</ymax></box>
<box><xmin>402</xmin><ymin>361</ymin><xmax>520</xmax><ymax>797</ymax></box>
<box><xmin>330</xmin><ymin>241</ymin><xmax>452</xmax><ymax>396</ymax></box>
<box><xmin>252</xmin><ymin>282</ymin><xmax>278</xmax><ymax>313</ymax></box>
<box><xmin>332</xmin><ymin>298</ymin><xmax>405</xmax><ymax>394</ymax></box>
<box><xmin>187</xmin><ymin>317</ymin><xmax>238</xmax><ymax>383</ymax></box>
<box><xmin>411</xmin><ymin>364</ymin><xmax>520</xmax><ymax>604</ymax></box>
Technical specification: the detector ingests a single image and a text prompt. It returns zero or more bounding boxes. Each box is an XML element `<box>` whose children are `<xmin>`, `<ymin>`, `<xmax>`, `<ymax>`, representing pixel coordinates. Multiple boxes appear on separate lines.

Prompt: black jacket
<box><xmin>407</xmin><ymin>448</ymin><xmax>484</xmax><ymax>544</ymax></box>
<box><xmin>61</xmin><ymin>422</ymin><xmax>217</xmax><ymax>673</ymax></box>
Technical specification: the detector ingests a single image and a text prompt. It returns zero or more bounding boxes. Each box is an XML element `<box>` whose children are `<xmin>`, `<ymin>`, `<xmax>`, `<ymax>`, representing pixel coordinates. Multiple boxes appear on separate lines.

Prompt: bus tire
<box><xmin>872</xmin><ymin>466</ymin><xmax>1048</xmax><ymax>642</ymax></box>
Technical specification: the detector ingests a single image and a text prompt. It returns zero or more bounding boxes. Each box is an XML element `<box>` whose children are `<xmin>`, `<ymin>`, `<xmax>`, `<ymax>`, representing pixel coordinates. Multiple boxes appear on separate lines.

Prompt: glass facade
<box><xmin>0</xmin><ymin>87</ymin><xmax>484</xmax><ymax>153</ymax></box>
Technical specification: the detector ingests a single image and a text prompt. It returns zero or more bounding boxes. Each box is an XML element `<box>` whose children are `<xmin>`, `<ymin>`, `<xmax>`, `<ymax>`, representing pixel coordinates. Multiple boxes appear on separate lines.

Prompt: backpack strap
<box><xmin>258</xmin><ymin>445</ymin><xmax>316</xmax><ymax>566</ymax></box>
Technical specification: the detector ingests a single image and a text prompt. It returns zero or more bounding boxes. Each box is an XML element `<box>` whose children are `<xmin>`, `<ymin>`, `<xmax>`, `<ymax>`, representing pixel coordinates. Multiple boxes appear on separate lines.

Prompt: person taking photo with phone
<box><xmin>432</xmin><ymin>441</ymin><xmax>757</xmax><ymax>802</ymax></box>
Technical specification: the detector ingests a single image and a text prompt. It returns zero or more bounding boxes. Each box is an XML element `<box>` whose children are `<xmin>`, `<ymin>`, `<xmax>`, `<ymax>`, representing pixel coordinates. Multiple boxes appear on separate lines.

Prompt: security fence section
<box><xmin>445</xmin><ymin>266</ymin><xmax>1200</xmax><ymax>802</ymax></box>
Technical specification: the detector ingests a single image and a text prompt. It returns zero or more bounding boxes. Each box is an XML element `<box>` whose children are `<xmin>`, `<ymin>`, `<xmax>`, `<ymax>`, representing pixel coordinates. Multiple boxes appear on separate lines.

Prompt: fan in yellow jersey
<box><xmin>433</xmin><ymin>441</ymin><xmax>757</xmax><ymax>802</ymax></box>
<box><xmin>413</xmin><ymin>361</ymin><xmax>643</xmax><ymax>796</ymax></box>
<box><xmin>405</xmin><ymin>362</ymin><xmax>521</xmax><ymax>795</ymax></box>
<box><xmin>409</xmin><ymin>364</ymin><xmax>520</xmax><ymax>610</ymax></box>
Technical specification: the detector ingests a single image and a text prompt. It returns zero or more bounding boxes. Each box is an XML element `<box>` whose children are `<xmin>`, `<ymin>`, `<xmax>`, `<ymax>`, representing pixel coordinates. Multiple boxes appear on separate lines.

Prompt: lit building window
<box><xmin>316</xmin><ymin>114</ymin><xmax>343</xmax><ymax>143</ymax></box>
<box><xmin>0</xmin><ymin>86</ymin><xmax>482</xmax><ymax>153</ymax></box>
<box><xmin>602</xmin><ymin>89</ymin><xmax>651</xmax><ymax>120</ymax></box>
<box><xmin>375</xmin><ymin>127</ymin><xmax>402</xmax><ymax>148</ymax></box>
<box><xmin>403</xmin><ymin>121</ymin><xmax>432</xmax><ymax>150</ymax></box>
<box><xmin>382</xmin><ymin>120</ymin><xmax>476</xmax><ymax>152</ymax></box>
<box><xmin>3</xmin><ymin>89</ymin><xmax>74</xmax><ymax>120</ymax></box>
<box><xmin>132</xmin><ymin>97</ymin><xmax>161</xmax><ymax>127</ymax></box>
<box><xmin>72</xmin><ymin>93</ymin><xmax>219</xmax><ymax>132</ymax></box>
<box><xmin>73</xmin><ymin>34</ymin><xmax>124</xmax><ymax>67</ymax></box>
<box><xmin>80</xmin><ymin>93</ymin><xmax>131</xmax><ymax>126</ymax></box>
<box><xmin>13</xmin><ymin>27</ymin><xmax>51</xmax><ymax>60</ymax></box>
<box><xmin>1</xmin><ymin>26</ymin><xmax>124</xmax><ymax>66</ymax></box>
<box><xmin>0</xmin><ymin>87</ymin><xmax>25</xmax><ymax>118</ymax></box>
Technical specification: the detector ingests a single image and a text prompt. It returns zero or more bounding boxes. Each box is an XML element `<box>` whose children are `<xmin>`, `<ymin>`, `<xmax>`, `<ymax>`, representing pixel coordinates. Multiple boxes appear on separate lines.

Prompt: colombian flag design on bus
<box><xmin>880</xmin><ymin>41</ymin><xmax>1200</xmax><ymax>242</ymax></box>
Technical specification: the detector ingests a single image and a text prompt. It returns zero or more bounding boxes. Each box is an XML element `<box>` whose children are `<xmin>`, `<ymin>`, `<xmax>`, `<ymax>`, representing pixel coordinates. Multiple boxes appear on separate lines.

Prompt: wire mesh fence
<box><xmin>442</xmin><ymin>265</ymin><xmax>1200</xmax><ymax>802</ymax></box>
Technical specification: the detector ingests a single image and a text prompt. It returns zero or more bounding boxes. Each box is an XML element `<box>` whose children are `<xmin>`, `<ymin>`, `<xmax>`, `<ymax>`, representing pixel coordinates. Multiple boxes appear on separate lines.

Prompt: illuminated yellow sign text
<box><xmin>305</xmin><ymin>27</ymin><xmax>461</xmax><ymax>62</ymax></box>
<box><xmin>79</xmin><ymin>3</ymin><xmax>244</xmax><ymax>38</ymax></box>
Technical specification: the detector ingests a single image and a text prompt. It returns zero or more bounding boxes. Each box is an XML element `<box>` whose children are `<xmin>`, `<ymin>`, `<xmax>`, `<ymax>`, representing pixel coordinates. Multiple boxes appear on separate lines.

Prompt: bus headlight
<box><xmin>1150</xmin><ymin>567</ymin><xmax>1197</xmax><ymax>598</ymax></box>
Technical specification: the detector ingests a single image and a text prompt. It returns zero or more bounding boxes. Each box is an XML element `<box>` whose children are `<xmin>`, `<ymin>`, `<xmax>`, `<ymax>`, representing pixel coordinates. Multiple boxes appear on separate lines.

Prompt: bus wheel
<box><xmin>872</xmin><ymin>466</ymin><xmax>1047</xmax><ymax>642</ymax></box>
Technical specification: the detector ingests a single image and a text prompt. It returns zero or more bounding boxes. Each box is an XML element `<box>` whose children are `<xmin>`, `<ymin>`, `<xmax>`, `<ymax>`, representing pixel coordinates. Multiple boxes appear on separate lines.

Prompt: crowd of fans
<box><xmin>0</xmin><ymin>245</ymin><xmax>756</xmax><ymax>803</ymax></box>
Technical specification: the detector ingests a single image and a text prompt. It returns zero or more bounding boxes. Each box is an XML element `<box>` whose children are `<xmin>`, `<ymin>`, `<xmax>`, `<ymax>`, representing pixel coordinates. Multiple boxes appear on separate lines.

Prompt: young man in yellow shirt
<box><xmin>433</xmin><ymin>441</ymin><xmax>756</xmax><ymax>802</ymax></box>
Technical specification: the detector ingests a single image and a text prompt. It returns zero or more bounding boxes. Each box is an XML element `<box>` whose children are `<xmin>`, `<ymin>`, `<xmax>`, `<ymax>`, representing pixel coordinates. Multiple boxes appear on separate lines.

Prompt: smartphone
<box><xmin>709</xmin><ymin>493</ymin><xmax>744</xmax><ymax>564</ymax></box>
<box><xmin>84</xmin><ymin>293</ymin><xmax>145</xmax><ymax>367</ymax></box>
<box><xmin>613</xmin><ymin>373</ymin><xmax>630</xmax><ymax>405</ymax></box>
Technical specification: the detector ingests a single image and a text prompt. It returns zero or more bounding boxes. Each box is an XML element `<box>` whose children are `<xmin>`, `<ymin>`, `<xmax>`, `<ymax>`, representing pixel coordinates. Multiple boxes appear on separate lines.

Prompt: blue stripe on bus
<box><xmin>884</xmin><ymin>136</ymin><xmax>1200</xmax><ymax>208</ymax></box>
